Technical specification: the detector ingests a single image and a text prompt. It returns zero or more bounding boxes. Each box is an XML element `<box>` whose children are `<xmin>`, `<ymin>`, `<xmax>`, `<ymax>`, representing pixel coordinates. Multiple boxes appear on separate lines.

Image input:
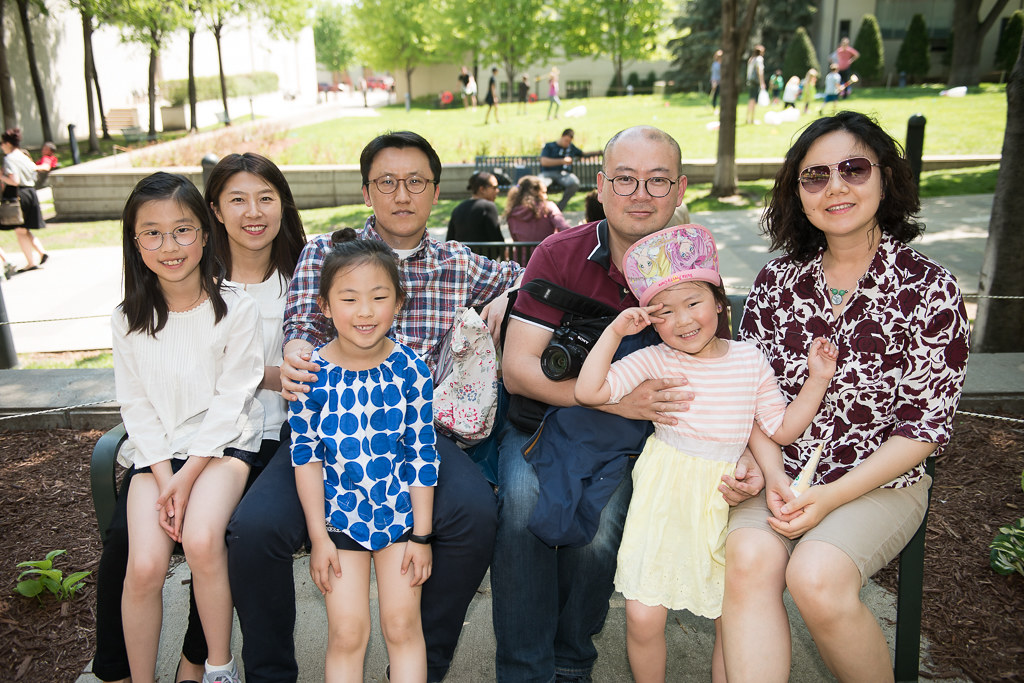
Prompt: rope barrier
<box><xmin>0</xmin><ymin>399</ymin><xmax>117</xmax><ymax>422</ymax></box>
<box><xmin>955</xmin><ymin>410</ymin><xmax>1024</xmax><ymax>425</ymax></box>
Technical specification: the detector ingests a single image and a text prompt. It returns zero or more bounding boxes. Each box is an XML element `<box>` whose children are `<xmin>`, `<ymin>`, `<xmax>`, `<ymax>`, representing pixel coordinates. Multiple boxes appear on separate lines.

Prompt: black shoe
<box><xmin>40</xmin><ymin>253</ymin><xmax>49</xmax><ymax>264</ymax></box>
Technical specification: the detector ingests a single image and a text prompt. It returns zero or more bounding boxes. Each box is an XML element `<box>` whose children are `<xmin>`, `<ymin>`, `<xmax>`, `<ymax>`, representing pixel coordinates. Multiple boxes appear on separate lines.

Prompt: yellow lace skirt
<box><xmin>614</xmin><ymin>436</ymin><xmax>734</xmax><ymax>618</ymax></box>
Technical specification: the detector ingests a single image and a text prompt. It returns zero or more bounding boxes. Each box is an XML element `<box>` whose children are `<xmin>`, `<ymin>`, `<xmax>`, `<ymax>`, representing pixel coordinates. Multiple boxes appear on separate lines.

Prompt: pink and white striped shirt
<box><xmin>606</xmin><ymin>340</ymin><xmax>787</xmax><ymax>463</ymax></box>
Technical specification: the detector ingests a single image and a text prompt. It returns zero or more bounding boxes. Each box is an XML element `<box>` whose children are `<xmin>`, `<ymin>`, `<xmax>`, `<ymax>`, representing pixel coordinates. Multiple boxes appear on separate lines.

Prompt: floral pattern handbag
<box><xmin>433</xmin><ymin>307</ymin><xmax>500</xmax><ymax>445</ymax></box>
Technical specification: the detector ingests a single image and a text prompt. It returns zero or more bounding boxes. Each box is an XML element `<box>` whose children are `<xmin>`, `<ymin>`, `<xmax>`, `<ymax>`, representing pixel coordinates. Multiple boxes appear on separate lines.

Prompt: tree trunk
<box><xmin>948</xmin><ymin>0</ymin><xmax>1010</xmax><ymax>87</ymax></box>
<box><xmin>91</xmin><ymin>48</ymin><xmax>109</xmax><ymax>140</ymax></box>
<box><xmin>0</xmin><ymin>0</ymin><xmax>18</xmax><ymax>130</ymax></box>
<box><xmin>16</xmin><ymin>0</ymin><xmax>53</xmax><ymax>141</ymax></box>
<box><xmin>81</xmin><ymin>9</ymin><xmax>99</xmax><ymax>153</ymax></box>
<box><xmin>713</xmin><ymin>0</ymin><xmax>758</xmax><ymax>197</ymax></box>
<box><xmin>972</xmin><ymin>38</ymin><xmax>1024</xmax><ymax>351</ymax></box>
<box><xmin>214</xmin><ymin>24</ymin><xmax>230</xmax><ymax>125</ymax></box>
<box><xmin>147</xmin><ymin>42</ymin><xmax>157</xmax><ymax>137</ymax></box>
<box><xmin>405</xmin><ymin>64</ymin><xmax>414</xmax><ymax>101</ymax></box>
<box><xmin>188</xmin><ymin>28</ymin><xmax>197</xmax><ymax>132</ymax></box>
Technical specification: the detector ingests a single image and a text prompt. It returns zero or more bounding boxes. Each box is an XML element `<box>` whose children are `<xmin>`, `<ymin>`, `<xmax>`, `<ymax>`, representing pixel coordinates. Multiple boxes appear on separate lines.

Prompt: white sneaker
<box><xmin>202</xmin><ymin>659</ymin><xmax>241</xmax><ymax>683</ymax></box>
<box><xmin>2</xmin><ymin>262</ymin><xmax>15</xmax><ymax>279</ymax></box>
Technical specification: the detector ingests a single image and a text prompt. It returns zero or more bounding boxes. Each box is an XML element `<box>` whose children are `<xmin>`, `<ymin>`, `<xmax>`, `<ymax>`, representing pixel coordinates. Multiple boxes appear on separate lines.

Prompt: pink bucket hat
<box><xmin>622</xmin><ymin>224</ymin><xmax>721</xmax><ymax>306</ymax></box>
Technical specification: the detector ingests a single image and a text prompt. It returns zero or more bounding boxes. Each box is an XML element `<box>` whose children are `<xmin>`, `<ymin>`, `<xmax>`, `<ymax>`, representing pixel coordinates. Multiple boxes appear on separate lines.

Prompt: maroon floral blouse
<box><xmin>739</xmin><ymin>232</ymin><xmax>970</xmax><ymax>489</ymax></box>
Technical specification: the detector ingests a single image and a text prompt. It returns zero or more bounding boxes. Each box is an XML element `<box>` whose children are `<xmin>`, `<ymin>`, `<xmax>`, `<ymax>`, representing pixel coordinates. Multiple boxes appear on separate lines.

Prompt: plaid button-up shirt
<box><xmin>283</xmin><ymin>216</ymin><xmax>523</xmax><ymax>376</ymax></box>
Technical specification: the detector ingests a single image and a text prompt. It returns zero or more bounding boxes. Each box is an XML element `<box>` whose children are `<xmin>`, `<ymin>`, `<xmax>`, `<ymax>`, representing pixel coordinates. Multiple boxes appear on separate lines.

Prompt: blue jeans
<box><xmin>227</xmin><ymin>428</ymin><xmax>496</xmax><ymax>683</ymax></box>
<box><xmin>540</xmin><ymin>169</ymin><xmax>580</xmax><ymax>211</ymax></box>
<box><xmin>491</xmin><ymin>423</ymin><xmax>633</xmax><ymax>682</ymax></box>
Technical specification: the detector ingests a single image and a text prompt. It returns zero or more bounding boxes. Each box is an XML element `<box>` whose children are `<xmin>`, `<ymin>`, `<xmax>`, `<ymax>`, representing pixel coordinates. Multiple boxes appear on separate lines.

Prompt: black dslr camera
<box><xmin>518</xmin><ymin>279</ymin><xmax>619</xmax><ymax>381</ymax></box>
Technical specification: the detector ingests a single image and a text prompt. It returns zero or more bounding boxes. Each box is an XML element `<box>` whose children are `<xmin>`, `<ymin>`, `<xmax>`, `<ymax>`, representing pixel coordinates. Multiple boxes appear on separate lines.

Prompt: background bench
<box><xmin>90</xmin><ymin>294</ymin><xmax>935</xmax><ymax>682</ymax></box>
<box><xmin>475</xmin><ymin>153</ymin><xmax>603</xmax><ymax>192</ymax></box>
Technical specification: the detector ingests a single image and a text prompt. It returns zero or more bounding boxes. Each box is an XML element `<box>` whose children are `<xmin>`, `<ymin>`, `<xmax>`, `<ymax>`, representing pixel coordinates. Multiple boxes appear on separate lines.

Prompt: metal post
<box><xmin>906</xmin><ymin>115</ymin><xmax>926</xmax><ymax>189</ymax></box>
<box><xmin>0</xmin><ymin>279</ymin><xmax>18</xmax><ymax>369</ymax></box>
<box><xmin>68</xmin><ymin>123</ymin><xmax>81</xmax><ymax>165</ymax></box>
<box><xmin>201</xmin><ymin>153</ymin><xmax>219</xmax><ymax>191</ymax></box>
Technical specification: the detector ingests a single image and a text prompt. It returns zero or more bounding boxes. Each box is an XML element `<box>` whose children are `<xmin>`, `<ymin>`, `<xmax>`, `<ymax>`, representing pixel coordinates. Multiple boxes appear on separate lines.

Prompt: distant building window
<box><xmin>566</xmin><ymin>80</ymin><xmax>591</xmax><ymax>98</ymax></box>
<box><xmin>876</xmin><ymin>0</ymin><xmax>954</xmax><ymax>39</ymax></box>
<box><xmin>839</xmin><ymin>19</ymin><xmax>852</xmax><ymax>40</ymax></box>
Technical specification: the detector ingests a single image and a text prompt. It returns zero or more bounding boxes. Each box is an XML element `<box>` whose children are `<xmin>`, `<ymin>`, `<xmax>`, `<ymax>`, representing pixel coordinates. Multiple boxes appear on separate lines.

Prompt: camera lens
<box><xmin>541</xmin><ymin>344</ymin><xmax>573</xmax><ymax>381</ymax></box>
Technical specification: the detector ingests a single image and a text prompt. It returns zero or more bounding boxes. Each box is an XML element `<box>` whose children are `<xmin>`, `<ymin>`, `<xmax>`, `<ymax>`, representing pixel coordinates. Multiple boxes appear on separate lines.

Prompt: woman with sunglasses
<box><xmin>719</xmin><ymin>112</ymin><xmax>969</xmax><ymax>681</ymax></box>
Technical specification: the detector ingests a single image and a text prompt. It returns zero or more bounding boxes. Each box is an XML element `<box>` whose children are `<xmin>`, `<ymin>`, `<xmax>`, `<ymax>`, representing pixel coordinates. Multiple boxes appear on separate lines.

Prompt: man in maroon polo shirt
<box><xmin>490</xmin><ymin>125</ymin><xmax>764</xmax><ymax>681</ymax></box>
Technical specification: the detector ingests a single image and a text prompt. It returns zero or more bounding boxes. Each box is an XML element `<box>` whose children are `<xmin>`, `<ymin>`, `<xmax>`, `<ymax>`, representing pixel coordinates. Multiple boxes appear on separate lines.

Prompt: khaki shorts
<box><xmin>727</xmin><ymin>475</ymin><xmax>931</xmax><ymax>586</ymax></box>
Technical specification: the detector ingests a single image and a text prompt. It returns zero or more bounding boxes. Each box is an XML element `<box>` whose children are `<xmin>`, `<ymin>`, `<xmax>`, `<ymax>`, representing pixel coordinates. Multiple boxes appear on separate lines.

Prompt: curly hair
<box><xmin>761</xmin><ymin>111</ymin><xmax>923</xmax><ymax>262</ymax></box>
<box><xmin>504</xmin><ymin>175</ymin><xmax>550</xmax><ymax>219</ymax></box>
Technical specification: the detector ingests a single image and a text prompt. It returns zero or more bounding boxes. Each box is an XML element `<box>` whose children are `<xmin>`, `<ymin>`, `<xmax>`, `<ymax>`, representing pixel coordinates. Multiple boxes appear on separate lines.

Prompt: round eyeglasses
<box><xmin>134</xmin><ymin>226</ymin><xmax>200</xmax><ymax>251</ymax></box>
<box><xmin>601</xmin><ymin>173</ymin><xmax>677</xmax><ymax>198</ymax></box>
<box><xmin>367</xmin><ymin>175</ymin><xmax>437</xmax><ymax>195</ymax></box>
<box><xmin>798</xmin><ymin>157</ymin><xmax>879</xmax><ymax>193</ymax></box>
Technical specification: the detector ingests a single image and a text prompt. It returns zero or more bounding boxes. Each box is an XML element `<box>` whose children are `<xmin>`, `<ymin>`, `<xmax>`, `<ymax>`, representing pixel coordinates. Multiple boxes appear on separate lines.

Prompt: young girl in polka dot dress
<box><xmin>289</xmin><ymin>228</ymin><xmax>439</xmax><ymax>682</ymax></box>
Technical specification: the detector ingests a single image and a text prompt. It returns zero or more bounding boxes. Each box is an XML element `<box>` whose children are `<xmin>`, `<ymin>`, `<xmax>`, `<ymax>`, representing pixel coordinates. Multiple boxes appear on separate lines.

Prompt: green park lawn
<box><xmin>1</xmin><ymin>83</ymin><xmax>1007</xmax><ymax>256</ymax></box>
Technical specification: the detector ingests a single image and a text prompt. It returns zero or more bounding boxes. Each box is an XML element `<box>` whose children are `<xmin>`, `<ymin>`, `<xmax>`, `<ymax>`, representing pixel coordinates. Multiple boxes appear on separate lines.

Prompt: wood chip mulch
<box><xmin>0</xmin><ymin>415</ymin><xmax>1022</xmax><ymax>682</ymax></box>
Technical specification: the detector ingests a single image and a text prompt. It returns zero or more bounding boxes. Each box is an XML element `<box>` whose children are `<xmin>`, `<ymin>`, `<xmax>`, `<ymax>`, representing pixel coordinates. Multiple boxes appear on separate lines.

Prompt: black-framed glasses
<box><xmin>601</xmin><ymin>173</ymin><xmax>677</xmax><ymax>198</ymax></box>
<box><xmin>798</xmin><ymin>157</ymin><xmax>879</xmax><ymax>193</ymax></box>
<box><xmin>367</xmin><ymin>175</ymin><xmax>437</xmax><ymax>195</ymax></box>
<box><xmin>134</xmin><ymin>226</ymin><xmax>200</xmax><ymax>251</ymax></box>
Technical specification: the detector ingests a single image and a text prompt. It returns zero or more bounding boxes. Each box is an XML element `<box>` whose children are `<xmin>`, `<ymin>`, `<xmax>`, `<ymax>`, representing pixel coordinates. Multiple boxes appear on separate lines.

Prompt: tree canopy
<box><xmin>314</xmin><ymin>0</ymin><xmax>354</xmax><ymax>74</ymax></box>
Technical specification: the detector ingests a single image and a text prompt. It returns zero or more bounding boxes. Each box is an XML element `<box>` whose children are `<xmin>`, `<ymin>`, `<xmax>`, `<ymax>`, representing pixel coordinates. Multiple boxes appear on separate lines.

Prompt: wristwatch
<box><xmin>408</xmin><ymin>532</ymin><xmax>435</xmax><ymax>545</ymax></box>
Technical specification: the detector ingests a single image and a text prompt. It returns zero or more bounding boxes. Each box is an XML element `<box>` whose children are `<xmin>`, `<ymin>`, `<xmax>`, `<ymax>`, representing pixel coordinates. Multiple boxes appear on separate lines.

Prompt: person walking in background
<box><xmin>517</xmin><ymin>75</ymin><xmax>530</xmax><ymax>115</ymax></box>
<box><xmin>769</xmin><ymin>69</ymin><xmax>784</xmax><ymax>105</ymax></box>
<box><xmin>745</xmin><ymin>46</ymin><xmax>766</xmax><ymax>125</ymax></box>
<box><xmin>484</xmin><ymin>67</ymin><xmax>500</xmax><ymax>124</ymax></box>
<box><xmin>821</xmin><ymin>64</ymin><xmax>841</xmax><ymax>116</ymax></box>
<box><xmin>1</xmin><ymin>128</ymin><xmax>48</xmax><ymax>272</ymax></box>
<box><xmin>504</xmin><ymin>175</ymin><xmax>570</xmax><ymax>243</ymax></box>
<box><xmin>709</xmin><ymin>50</ymin><xmax>723</xmax><ymax>111</ymax></box>
<box><xmin>802</xmin><ymin>68</ymin><xmax>819</xmax><ymax>114</ymax></box>
<box><xmin>547</xmin><ymin>67</ymin><xmax>561</xmax><ymax>120</ymax></box>
<box><xmin>446</xmin><ymin>170</ymin><xmax>503</xmax><ymax>246</ymax></box>
<box><xmin>833</xmin><ymin>37</ymin><xmax>860</xmax><ymax>98</ymax></box>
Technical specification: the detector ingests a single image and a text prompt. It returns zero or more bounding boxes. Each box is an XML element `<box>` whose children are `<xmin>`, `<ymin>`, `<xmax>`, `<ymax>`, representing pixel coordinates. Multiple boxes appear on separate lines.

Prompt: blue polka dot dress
<box><xmin>289</xmin><ymin>342</ymin><xmax>439</xmax><ymax>551</ymax></box>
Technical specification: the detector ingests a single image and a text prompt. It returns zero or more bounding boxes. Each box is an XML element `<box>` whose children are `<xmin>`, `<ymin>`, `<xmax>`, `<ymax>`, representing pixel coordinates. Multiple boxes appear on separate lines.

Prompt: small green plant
<box><xmin>989</xmin><ymin>468</ymin><xmax>1024</xmax><ymax>578</ymax></box>
<box><xmin>15</xmin><ymin>550</ymin><xmax>91</xmax><ymax>602</ymax></box>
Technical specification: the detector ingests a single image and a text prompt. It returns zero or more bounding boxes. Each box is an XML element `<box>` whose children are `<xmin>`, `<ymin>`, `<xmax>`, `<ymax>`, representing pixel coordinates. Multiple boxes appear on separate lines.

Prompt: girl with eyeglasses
<box><xmin>720</xmin><ymin>112</ymin><xmax>970</xmax><ymax>681</ymax></box>
<box><xmin>112</xmin><ymin>172</ymin><xmax>263</xmax><ymax>683</ymax></box>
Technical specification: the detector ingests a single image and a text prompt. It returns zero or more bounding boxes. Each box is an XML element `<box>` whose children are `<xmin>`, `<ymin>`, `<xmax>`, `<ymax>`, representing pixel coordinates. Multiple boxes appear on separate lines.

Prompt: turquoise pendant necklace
<box><xmin>829</xmin><ymin>287</ymin><xmax>848</xmax><ymax>305</ymax></box>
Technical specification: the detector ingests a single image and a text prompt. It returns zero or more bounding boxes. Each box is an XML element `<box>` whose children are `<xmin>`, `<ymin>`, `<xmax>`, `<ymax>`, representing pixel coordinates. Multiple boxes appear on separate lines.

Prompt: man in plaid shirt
<box><xmin>227</xmin><ymin>131</ymin><xmax>522</xmax><ymax>683</ymax></box>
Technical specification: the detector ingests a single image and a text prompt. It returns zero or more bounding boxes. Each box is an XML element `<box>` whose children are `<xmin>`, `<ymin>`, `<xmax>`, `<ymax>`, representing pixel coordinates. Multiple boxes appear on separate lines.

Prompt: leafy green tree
<box><xmin>996</xmin><ymin>10</ymin><xmax>1024</xmax><ymax>75</ymax></box>
<box><xmin>475</xmin><ymin>0</ymin><xmax>553</xmax><ymax>101</ymax></box>
<box><xmin>896</xmin><ymin>14</ymin><xmax>931</xmax><ymax>83</ymax></box>
<box><xmin>560</xmin><ymin>0</ymin><xmax>669</xmax><ymax>96</ymax></box>
<box><xmin>667</xmin><ymin>0</ymin><xmax>720</xmax><ymax>92</ymax></box>
<box><xmin>949</xmin><ymin>0</ymin><xmax>1011</xmax><ymax>86</ymax></box>
<box><xmin>314</xmin><ymin>0</ymin><xmax>354</xmax><ymax>76</ymax></box>
<box><xmin>351</xmin><ymin>0</ymin><xmax>443</xmax><ymax>99</ymax></box>
<box><xmin>67</xmin><ymin>0</ymin><xmax>106</xmax><ymax>149</ymax></box>
<box><xmin>15</xmin><ymin>0</ymin><xmax>53</xmax><ymax>141</ymax></box>
<box><xmin>782</xmin><ymin>26</ymin><xmax>818</xmax><ymax>81</ymax></box>
<box><xmin>109</xmin><ymin>0</ymin><xmax>189</xmax><ymax>136</ymax></box>
<box><xmin>756</xmin><ymin>0</ymin><xmax>815</xmax><ymax>76</ymax></box>
<box><xmin>853</xmin><ymin>14</ymin><xmax>884</xmax><ymax>83</ymax></box>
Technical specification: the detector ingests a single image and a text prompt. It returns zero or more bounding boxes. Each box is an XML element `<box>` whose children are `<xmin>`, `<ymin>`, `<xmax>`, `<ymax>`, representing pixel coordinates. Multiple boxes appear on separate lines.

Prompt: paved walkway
<box><xmin>0</xmin><ymin>194</ymin><xmax>994</xmax><ymax>354</ymax></box>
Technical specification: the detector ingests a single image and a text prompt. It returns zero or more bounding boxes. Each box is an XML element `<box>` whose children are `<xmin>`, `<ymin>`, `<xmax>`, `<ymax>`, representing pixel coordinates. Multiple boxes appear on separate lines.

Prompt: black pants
<box><xmin>92</xmin><ymin>438</ymin><xmax>278</xmax><ymax>681</ymax></box>
<box><xmin>226</xmin><ymin>429</ymin><xmax>497</xmax><ymax>683</ymax></box>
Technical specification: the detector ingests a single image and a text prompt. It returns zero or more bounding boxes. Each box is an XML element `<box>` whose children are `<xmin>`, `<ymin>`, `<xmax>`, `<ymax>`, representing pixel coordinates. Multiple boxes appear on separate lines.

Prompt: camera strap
<box><xmin>519</xmin><ymin>279</ymin><xmax>620</xmax><ymax>320</ymax></box>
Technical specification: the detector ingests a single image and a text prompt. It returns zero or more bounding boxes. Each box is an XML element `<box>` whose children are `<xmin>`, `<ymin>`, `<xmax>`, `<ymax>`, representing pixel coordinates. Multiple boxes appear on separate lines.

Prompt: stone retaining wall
<box><xmin>49</xmin><ymin>155</ymin><xmax>1000</xmax><ymax>221</ymax></box>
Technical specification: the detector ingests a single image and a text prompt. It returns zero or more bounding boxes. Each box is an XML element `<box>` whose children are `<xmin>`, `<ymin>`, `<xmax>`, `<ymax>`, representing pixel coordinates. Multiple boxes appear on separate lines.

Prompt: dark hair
<box><xmin>359</xmin><ymin>131</ymin><xmax>442</xmax><ymax>187</ymax></box>
<box><xmin>119</xmin><ymin>172</ymin><xmax>227</xmax><ymax>336</ymax></box>
<box><xmin>204</xmin><ymin>153</ymin><xmax>307</xmax><ymax>284</ymax></box>
<box><xmin>319</xmin><ymin>228</ymin><xmax>405</xmax><ymax>304</ymax></box>
<box><xmin>762</xmin><ymin>111</ymin><xmax>923</xmax><ymax>262</ymax></box>
<box><xmin>583</xmin><ymin>189</ymin><xmax>605</xmax><ymax>223</ymax></box>
<box><xmin>467</xmin><ymin>170</ymin><xmax>496</xmax><ymax>194</ymax></box>
<box><xmin>2</xmin><ymin>128</ymin><xmax>22</xmax><ymax>147</ymax></box>
<box><xmin>561</xmin><ymin>128</ymin><xmax>574</xmax><ymax>138</ymax></box>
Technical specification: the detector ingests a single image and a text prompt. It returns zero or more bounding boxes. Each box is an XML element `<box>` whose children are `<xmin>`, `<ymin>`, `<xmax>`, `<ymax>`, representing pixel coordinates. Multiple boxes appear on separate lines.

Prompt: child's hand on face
<box><xmin>807</xmin><ymin>337</ymin><xmax>838</xmax><ymax>381</ymax></box>
<box><xmin>611</xmin><ymin>304</ymin><xmax>664</xmax><ymax>337</ymax></box>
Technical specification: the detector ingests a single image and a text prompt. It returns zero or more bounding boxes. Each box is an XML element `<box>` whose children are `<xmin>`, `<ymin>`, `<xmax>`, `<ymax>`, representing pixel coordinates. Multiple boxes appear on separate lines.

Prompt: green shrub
<box><xmin>782</xmin><ymin>26</ymin><xmax>820</xmax><ymax>81</ymax></box>
<box><xmin>989</xmin><ymin>468</ymin><xmax>1024</xmax><ymax>578</ymax></box>
<box><xmin>897</xmin><ymin>14</ymin><xmax>931</xmax><ymax>82</ymax></box>
<box><xmin>996</xmin><ymin>10</ymin><xmax>1024</xmax><ymax>74</ymax></box>
<box><xmin>15</xmin><ymin>550</ymin><xmax>90</xmax><ymax>602</ymax></box>
<box><xmin>160</xmin><ymin>71</ymin><xmax>281</xmax><ymax>107</ymax></box>
<box><xmin>854</xmin><ymin>14</ymin><xmax>885</xmax><ymax>83</ymax></box>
